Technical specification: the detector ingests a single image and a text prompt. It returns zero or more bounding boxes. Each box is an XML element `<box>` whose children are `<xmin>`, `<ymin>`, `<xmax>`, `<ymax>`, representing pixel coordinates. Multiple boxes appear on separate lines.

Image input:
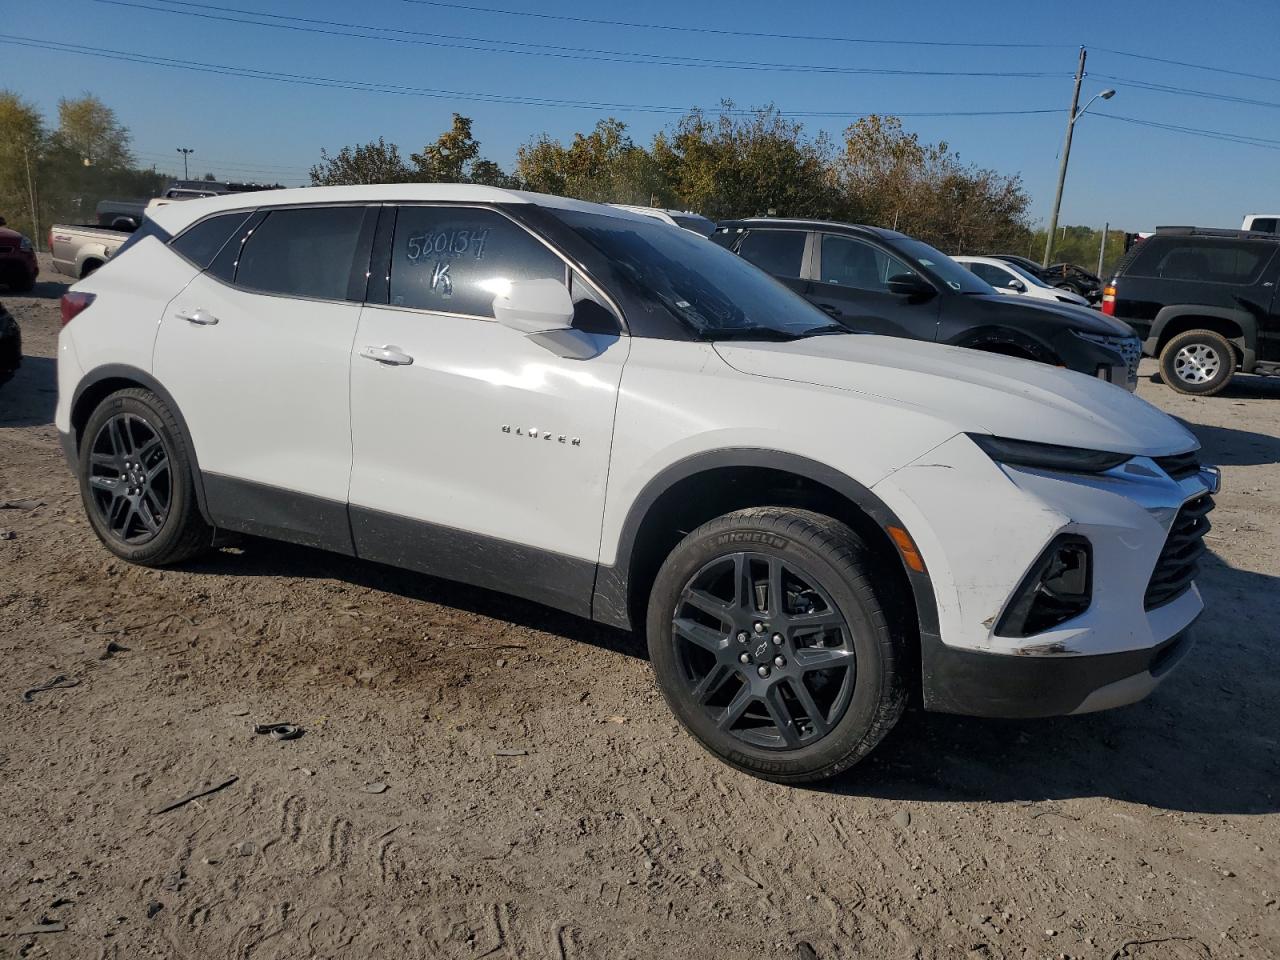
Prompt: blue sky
<box><xmin>6</xmin><ymin>0</ymin><xmax>1279</xmax><ymax>231</ymax></box>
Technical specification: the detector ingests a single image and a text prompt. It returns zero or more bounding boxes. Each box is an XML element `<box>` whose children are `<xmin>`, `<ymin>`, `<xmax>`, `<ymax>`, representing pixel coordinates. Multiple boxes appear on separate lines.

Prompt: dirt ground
<box><xmin>1</xmin><ymin>254</ymin><xmax>1278</xmax><ymax>960</ymax></box>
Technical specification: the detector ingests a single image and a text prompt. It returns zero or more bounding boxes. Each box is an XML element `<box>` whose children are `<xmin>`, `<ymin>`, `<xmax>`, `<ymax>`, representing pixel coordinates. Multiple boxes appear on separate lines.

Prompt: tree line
<box><xmin>310</xmin><ymin>106</ymin><xmax>1037</xmax><ymax>254</ymax></box>
<box><xmin>0</xmin><ymin>91</ymin><xmax>170</xmax><ymax>246</ymax></box>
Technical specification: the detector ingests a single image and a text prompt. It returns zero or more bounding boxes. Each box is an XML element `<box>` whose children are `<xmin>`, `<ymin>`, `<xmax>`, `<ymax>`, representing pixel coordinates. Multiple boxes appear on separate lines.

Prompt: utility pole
<box><xmin>23</xmin><ymin>144</ymin><xmax>39</xmax><ymax>253</ymax></box>
<box><xmin>1097</xmin><ymin>222</ymin><xmax>1109</xmax><ymax>276</ymax></box>
<box><xmin>1043</xmin><ymin>47</ymin><xmax>1087</xmax><ymax>268</ymax></box>
<box><xmin>177</xmin><ymin>147</ymin><xmax>194</xmax><ymax>180</ymax></box>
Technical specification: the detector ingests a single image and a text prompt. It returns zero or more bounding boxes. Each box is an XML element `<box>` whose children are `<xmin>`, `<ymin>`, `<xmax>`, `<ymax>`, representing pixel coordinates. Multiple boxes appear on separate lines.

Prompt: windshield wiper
<box><xmin>702</xmin><ymin>327</ymin><xmax>811</xmax><ymax>342</ymax></box>
<box><xmin>798</xmin><ymin>323</ymin><xmax>854</xmax><ymax>337</ymax></box>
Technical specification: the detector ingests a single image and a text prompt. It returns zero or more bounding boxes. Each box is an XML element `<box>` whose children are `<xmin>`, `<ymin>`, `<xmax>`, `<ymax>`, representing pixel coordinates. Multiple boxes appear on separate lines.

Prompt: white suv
<box><xmin>56</xmin><ymin>185</ymin><xmax>1218</xmax><ymax>783</ymax></box>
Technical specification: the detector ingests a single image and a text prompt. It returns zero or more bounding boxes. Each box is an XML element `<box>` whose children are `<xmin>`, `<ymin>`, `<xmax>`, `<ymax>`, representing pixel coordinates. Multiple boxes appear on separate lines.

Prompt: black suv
<box><xmin>713</xmin><ymin>219</ymin><xmax>1140</xmax><ymax>387</ymax></box>
<box><xmin>1105</xmin><ymin>226</ymin><xmax>1280</xmax><ymax>395</ymax></box>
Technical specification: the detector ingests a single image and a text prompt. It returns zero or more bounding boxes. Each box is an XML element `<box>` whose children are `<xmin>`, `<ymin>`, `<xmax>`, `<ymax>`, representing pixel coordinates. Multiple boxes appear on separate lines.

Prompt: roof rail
<box><xmin>1154</xmin><ymin>225</ymin><xmax>1279</xmax><ymax>241</ymax></box>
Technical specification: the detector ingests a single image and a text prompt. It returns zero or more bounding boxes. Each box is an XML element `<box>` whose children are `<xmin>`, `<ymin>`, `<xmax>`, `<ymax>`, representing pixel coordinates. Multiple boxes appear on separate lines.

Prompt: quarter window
<box><xmin>234</xmin><ymin>206</ymin><xmax>367</xmax><ymax>300</ymax></box>
<box><xmin>170</xmin><ymin>212</ymin><xmax>252</xmax><ymax>269</ymax></box>
<box><xmin>737</xmin><ymin>229</ymin><xmax>806</xmax><ymax>278</ymax></box>
<box><xmin>819</xmin><ymin>235</ymin><xmax>914</xmax><ymax>292</ymax></box>
<box><xmin>389</xmin><ymin>206</ymin><xmax>564</xmax><ymax>317</ymax></box>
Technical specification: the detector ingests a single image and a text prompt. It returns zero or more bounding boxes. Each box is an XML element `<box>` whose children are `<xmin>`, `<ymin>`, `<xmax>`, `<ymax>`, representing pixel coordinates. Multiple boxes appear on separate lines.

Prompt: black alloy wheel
<box><xmin>672</xmin><ymin>551</ymin><xmax>857</xmax><ymax>750</ymax></box>
<box><xmin>87</xmin><ymin>411</ymin><xmax>172</xmax><ymax>545</ymax></box>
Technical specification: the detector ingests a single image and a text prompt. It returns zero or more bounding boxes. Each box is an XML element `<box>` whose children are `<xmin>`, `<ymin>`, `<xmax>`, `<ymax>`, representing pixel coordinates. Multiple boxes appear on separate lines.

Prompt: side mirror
<box><xmin>886</xmin><ymin>272</ymin><xmax>934</xmax><ymax>299</ymax></box>
<box><xmin>1007</xmin><ymin>279</ymin><xmax>1026</xmax><ymax>292</ymax></box>
<box><xmin>492</xmin><ymin>278</ymin><xmax>575</xmax><ymax>335</ymax></box>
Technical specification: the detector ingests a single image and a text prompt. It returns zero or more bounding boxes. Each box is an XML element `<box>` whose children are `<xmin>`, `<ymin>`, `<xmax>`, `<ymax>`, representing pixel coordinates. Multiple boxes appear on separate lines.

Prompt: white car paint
<box><xmin>57</xmin><ymin>183</ymin><xmax>1213</xmax><ymax>721</ymax></box>
<box><xmin>954</xmin><ymin>255</ymin><xmax>1090</xmax><ymax>306</ymax></box>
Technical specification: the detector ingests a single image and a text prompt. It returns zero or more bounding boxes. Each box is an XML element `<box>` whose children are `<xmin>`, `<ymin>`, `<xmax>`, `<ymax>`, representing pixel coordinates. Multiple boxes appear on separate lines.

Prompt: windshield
<box><xmin>553</xmin><ymin>209</ymin><xmax>836</xmax><ymax>339</ymax></box>
<box><xmin>894</xmin><ymin>238</ymin><xmax>992</xmax><ymax>294</ymax></box>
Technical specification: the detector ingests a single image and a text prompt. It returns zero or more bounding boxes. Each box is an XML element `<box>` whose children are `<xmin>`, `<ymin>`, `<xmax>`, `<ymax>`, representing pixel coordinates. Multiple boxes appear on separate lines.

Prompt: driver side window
<box><xmin>819</xmin><ymin>235</ymin><xmax>913</xmax><ymax>293</ymax></box>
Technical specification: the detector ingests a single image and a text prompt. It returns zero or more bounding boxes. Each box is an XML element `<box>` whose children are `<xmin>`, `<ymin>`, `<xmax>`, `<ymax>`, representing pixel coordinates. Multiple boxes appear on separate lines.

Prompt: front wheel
<box><xmin>646</xmin><ymin>508</ymin><xmax>907</xmax><ymax>783</ymax></box>
<box><xmin>1159</xmin><ymin>329</ymin><xmax>1235</xmax><ymax>396</ymax></box>
<box><xmin>78</xmin><ymin>388</ymin><xmax>212</xmax><ymax>565</ymax></box>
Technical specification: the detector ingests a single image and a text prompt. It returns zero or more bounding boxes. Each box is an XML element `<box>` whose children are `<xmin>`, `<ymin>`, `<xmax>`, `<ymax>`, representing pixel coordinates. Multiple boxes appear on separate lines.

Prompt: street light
<box><xmin>1042</xmin><ymin>49</ymin><xmax>1116</xmax><ymax>267</ymax></box>
<box><xmin>177</xmin><ymin>147</ymin><xmax>194</xmax><ymax>180</ymax></box>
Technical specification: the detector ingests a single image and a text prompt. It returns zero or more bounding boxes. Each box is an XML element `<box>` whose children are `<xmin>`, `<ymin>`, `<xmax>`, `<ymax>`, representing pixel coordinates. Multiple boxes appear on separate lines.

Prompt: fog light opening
<box><xmin>995</xmin><ymin>535</ymin><xmax>1093</xmax><ymax>638</ymax></box>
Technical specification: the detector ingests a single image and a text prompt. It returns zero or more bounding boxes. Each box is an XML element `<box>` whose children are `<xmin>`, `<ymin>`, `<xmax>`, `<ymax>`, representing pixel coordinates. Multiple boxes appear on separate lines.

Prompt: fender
<box><xmin>1148</xmin><ymin>304</ymin><xmax>1256</xmax><ymax>366</ymax></box>
<box><xmin>946</xmin><ymin>325</ymin><xmax>1057</xmax><ymax>364</ymax></box>
<box><xmin>68</xmin><ymin>363</ymin><xmax>212</xmax><ymax>523</ymax></box>
<box><xmin>591</xmin><ymin>447</ymin><xmax>941</xmax><ymax>652</ymax></box>
<box><xmin>76</xmin><ymin>243</ymin><xmax>113</xmax><ymax>277</ymax></box>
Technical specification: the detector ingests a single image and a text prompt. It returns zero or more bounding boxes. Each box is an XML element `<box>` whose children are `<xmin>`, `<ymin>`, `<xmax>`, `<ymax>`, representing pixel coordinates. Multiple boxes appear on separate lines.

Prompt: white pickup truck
<box><xmin>48</xmin><ymin>224</ymin><xmax>133</xmax><ymax>280</ymax></box>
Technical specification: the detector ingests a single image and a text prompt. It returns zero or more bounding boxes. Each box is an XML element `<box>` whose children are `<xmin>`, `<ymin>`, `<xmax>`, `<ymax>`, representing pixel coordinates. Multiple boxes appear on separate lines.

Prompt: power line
<box><xmin>1096</xmin><ymin>73</ymin><xmax>1280</xmax><ymax>110</ymax></box>
<box><xmin>399</xmin><ymin>0</ymin><xmax>1068</xmax><ymax>49</ymax></box>
<box><xmin>1096</xmin><ymin>47</ymin><xmax>1280</xmax><ymax>85</ymax></box>
<box><xmin>90</xmin><ymin>0</ymin><xmax>1067</xmax><ymax>78</ymax></box>
<box><xmin>0</xmin><ymin>34</ymin><xmax>1065</xmax><ymax>119</ymax></box>
<box><xmin>1094</xmin><ymin>112</ymin><xmax>1280</xmax><ymax>151</ymax></box>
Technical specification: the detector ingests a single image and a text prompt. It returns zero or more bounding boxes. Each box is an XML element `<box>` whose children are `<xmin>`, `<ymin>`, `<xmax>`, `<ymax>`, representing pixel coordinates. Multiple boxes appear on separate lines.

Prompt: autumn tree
<box><xmin>838</xmin><ymin>115</ymin><xmax>1030</xmax><ymax>252</ymax></box>
<box><xmin>53</xmin><ymin>95</ymin><xmax>133</xmax><ymax>169</ymax></box>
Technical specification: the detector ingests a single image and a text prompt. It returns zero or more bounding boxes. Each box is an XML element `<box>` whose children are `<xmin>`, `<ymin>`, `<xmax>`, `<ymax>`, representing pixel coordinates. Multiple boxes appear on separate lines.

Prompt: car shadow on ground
<box><xmin>1183</xmin><ymin>418</ymin><xmax>1280</xmax><ymax>467</ymax></box>
<box><xmin>193</xmin><ymin>538</ymin><xmax>1278</xmax><ymax>816</ymax></box>
<box><xmin>185</xmin><ymin>536</ymin><xmax>648</xmax><ymax>662</ymax></box>
<box><xmin>5</xmin><ymin>277</ymin><xmax>68</xmax><ymax>300</ymax></box>
<box><xmin>0</xmin><ymin>356</ymin><xmax>56</xmax><ymax>427</ymax></box>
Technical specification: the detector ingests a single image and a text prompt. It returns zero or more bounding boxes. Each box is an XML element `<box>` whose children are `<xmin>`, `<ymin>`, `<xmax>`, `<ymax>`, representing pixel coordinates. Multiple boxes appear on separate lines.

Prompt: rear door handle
<box><xmin>175</xmin><ymin>308</ymin><xmax>218</xmax><ymax>325</ymax></box>
<box><xmin>360</xmin><ymin>345</ymin><xmax>414</xmax><ymax>366</ymax></box>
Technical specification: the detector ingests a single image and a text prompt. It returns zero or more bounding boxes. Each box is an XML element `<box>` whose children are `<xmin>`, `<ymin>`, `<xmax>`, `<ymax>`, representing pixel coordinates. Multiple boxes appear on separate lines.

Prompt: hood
<box><xmin>971</xmin><ymin>293</ymin><xmax>1134</xmax><ymax>337</ymax></box>
<box><xmin>714</xmin><ymin>334</ymin><xmax>1196</xmax><ymax>457</ymax></box>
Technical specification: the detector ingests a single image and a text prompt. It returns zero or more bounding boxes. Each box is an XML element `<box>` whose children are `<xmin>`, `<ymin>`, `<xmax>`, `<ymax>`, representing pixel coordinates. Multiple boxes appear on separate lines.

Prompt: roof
<box><xmin>714</xmin><ymin>217</ymin><xmax>909</xmax><ymax>241</ymax></box>
<box><xmin>145</xmin><ymin>183</ymin><xmax>651</xmax><ymax>234</ymax></box>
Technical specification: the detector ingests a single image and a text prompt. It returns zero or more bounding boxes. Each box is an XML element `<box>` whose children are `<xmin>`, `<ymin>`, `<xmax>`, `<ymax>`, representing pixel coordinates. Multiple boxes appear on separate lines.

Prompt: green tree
<box><xmin>412</xmin><ymin>113</ymin><xmax>503</xmax><ymax>183</ymax></box>
<box><xmin>310</xmin><ymin>137</ymin><xmax>410</xmax><ymax>185</ymax></box>
<box><xmin>653</xmin><ymin>104</ymin><xmax>838</xmax><ymax>219</ymax></box>
<box><xmin>1029</xmin><ymin>225</ymin><xmax>1129</xmax><ymax>276</ymax></box>
<box><xmin>517</xmin><ymin>118</ymin><xmax>665</xmax><ymax>203</ymax></box>
<box><xmin>0</xmin><ymin>91</ymin><xmax>46</xmax><ymax>242</ymax></box>
<box><xmin>53</xmin><ymin>95</ymin><xmax>133</xmax><ymax>169</ymax></box>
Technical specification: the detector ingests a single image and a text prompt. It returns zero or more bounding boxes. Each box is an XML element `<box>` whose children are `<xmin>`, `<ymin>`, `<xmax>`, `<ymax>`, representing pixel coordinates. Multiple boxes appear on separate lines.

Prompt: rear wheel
<box><xmin>1159</xmin><ymin>329</ymin><xmax>1235</xmax><ymax>396</ymax></box>
<box><xmin>78</xmin><ymin>388</ymin><xmax>211</xmax><ymax>565</ymax></box>
<box><xmin>646</xmin><ymin>508</ymin><xmax>907</xmax><ymax>783</ymax></box>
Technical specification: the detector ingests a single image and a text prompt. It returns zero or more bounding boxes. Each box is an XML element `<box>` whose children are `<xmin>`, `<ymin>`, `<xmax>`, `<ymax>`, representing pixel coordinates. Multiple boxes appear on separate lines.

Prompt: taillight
<box><xmin>60</xmin><ymin>292</ymin><xmax>96</xmax><ymax>326</ymax></box>
<box><xmin>1101</xmin><ymin>284</ymin><xmax>1116</xmax><ymax>316</ymax></box>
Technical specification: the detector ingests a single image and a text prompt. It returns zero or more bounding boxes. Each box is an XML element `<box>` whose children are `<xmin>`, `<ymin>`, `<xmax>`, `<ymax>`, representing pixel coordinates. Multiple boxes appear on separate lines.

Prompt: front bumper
<box><xmin>923</xmin><ymin>620</ymin><xmax>1197</xmax><ymax>718</ymax></box>
<box><xmin>874</xmin><ymin>435</ymin><xmax>1216</xmax><ymax>718</ymax></box>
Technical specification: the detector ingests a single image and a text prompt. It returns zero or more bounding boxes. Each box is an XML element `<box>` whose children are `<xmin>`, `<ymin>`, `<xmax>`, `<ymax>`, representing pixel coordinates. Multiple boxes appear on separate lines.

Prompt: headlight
<box><xmin>19</xmin><ymin>236</ymin><xmax>32</xmax><ymax>252</ymax></box>
<box><xmin>968</xmin><ymin>434</ymin><xmax>1130</xmax><ymax>473</ymax></box>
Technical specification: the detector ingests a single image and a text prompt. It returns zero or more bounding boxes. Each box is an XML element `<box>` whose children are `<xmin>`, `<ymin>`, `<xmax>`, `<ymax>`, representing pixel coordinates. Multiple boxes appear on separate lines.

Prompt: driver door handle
<box><xmin>174</xmin><ymin>308</ymin><xmax>218</xmax><ymax>325</ymax></box>
<box><xmin>360</xmin><ymin>344</ymin><xmax>414</xmax><ymax>366</ymax></box>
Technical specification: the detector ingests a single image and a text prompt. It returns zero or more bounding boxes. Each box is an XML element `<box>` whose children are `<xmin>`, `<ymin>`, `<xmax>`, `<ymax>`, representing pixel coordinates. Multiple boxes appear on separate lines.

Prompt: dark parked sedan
<box><xmin>713</xmin><ymin>218</ymin><xmax>1140</xmax><ymax>389</ymax></box>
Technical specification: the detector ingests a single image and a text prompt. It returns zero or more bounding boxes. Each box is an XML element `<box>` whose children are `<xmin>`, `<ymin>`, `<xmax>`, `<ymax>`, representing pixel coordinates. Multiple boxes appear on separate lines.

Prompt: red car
<box><xmin>0</xmin><ymin>218</ymin><xmax>38</xmax><ymax>292</ymax></box>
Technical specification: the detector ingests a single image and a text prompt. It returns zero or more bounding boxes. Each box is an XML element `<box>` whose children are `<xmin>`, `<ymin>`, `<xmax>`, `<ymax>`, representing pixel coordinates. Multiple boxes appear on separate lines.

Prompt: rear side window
<box><xmin>1126</xmin><ymin>239</ymin><xmax>1275</xmax><ymax>285</ymax></box>
<box><xmin>170</xmin><ymin>212</ymin><xmax>252</xmax><ymax>269</ymax></box>
<box><xmin>1249</xmin><ymin>217</ymin><xmax>1278</xmax><ymax>234</ymax></box>
<box><xmin>388</xmin><ymin>206</ymin><xmax>564</xmax><ymax>317</ymax></box>
<box><xmin>737</xmin><ymin>230</ymin><xmax>805</xmax><ymax>278</ymax></box>
<box><xmin>235</xmin><ymin>206</ymin><xmax>367</xmax><ymax>300</ymax></box>
<box><xmin>710</xmin><ymin>229</ymin><xmax>737</xmax><ymax>249</ymax></box>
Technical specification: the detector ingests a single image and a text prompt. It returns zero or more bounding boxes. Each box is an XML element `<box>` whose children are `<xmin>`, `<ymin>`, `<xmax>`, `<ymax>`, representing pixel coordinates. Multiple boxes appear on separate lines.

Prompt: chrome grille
<box><xmin>1077</xmin><ymin>332</ymin><xmax>1142</xmax><ymax>383</ymax></box>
